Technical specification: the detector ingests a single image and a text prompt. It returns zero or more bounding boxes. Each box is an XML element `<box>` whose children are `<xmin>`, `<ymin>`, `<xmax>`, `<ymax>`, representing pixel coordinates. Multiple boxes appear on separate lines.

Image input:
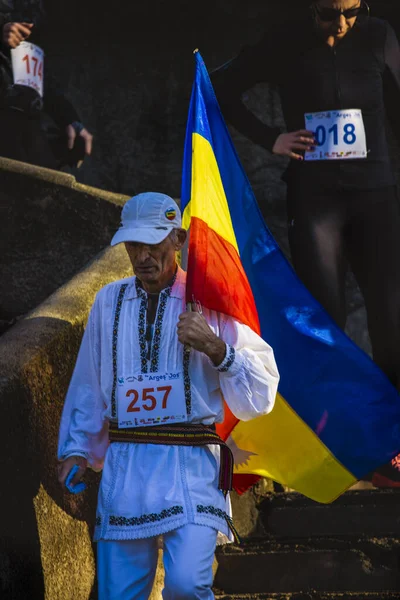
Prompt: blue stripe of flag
<box><xmin>181</xmin><ymin>51</ymin><xmax>400</xmax><ymax>478</ymax></box>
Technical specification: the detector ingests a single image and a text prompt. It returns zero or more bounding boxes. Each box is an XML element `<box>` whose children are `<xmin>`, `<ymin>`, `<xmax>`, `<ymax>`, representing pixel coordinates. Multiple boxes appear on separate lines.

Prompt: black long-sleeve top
<box><xmin>211</xmin><ymin>15</ymin><xmax>400</xmax><ymax>191</ymax></box>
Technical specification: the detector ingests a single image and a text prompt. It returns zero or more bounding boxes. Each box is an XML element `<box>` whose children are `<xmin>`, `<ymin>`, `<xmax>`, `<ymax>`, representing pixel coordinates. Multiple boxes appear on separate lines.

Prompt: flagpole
<box><xmin>186</xmin><ymin>46</ymin><xmax>199</xmax><ymax>314</ymax></box>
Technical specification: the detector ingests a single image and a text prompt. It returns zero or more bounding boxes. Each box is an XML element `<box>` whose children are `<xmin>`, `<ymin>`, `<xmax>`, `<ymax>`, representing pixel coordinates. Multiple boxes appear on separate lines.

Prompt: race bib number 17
<box><xmin>117</xmin><ymin>371</ymin><xmax>188</xmax><ymax>428</ymax></box>
<box><xmin>11</xmin><ymin>41</ymin><xmax>44</xmax><ymax>97</ymax></box>
<box><xmin>304</xmin><ymin>108</ymin><xmax>367</xmax><ymax>161</ymax></box>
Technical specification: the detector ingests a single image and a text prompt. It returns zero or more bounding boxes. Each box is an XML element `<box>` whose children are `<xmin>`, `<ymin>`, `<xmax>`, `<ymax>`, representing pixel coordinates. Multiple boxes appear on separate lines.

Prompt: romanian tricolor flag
<box><xmin>180</xmin><ymin>50</ymin><xmax>400</xmax><ymax>503</ymax></box>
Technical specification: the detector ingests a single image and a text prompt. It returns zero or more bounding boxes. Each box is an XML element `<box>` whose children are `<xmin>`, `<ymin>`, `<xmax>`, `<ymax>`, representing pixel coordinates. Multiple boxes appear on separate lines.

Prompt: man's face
<box><xmin>124</xmin><ymin>229</ymin><xmax>187</xmax><ymax>292</ymax></box>
<box><xmin>315</xmin><ymin>0</ymin><xmax>361</xmax><ymax>40</ymax></box>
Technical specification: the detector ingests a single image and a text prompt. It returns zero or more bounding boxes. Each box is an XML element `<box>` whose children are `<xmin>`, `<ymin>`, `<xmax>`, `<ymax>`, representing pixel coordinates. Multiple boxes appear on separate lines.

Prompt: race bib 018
<box><xmin>304</xmin><ymin>109</ymin><xmax>367</xmax><ymax>161</ymax></box>
<box><xmin>117</xmin><ymin>371</ymin><xmax>188</xmax><ymax>428</ymax></box>
<box><xmin>11</xmin><ymin>41</ymin><xmax>44</xmax><ymax>97</ymax></box>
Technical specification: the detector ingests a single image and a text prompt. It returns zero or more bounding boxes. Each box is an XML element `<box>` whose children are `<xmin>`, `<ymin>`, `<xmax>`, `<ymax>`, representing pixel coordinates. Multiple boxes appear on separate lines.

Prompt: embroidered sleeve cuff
<box><xmin>214</xmin><ymin>343</ymin><xmax>237</xmax><ymax>373</ymax></box>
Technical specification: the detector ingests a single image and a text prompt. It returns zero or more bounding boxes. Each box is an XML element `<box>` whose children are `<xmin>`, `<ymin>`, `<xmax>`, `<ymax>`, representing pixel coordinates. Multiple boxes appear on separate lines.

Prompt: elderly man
<box><xmin>58</xmin><ymin>192</ymin><xmax>279</xmax><ymax>600</ymax></box>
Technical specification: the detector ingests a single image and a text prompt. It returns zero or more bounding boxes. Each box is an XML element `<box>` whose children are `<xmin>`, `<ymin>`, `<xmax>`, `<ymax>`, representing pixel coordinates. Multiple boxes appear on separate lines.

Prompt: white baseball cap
<box><xmin>110</xmin><ymin>192</ymin><xmax>182</xmax><ymax>246</ymax></box>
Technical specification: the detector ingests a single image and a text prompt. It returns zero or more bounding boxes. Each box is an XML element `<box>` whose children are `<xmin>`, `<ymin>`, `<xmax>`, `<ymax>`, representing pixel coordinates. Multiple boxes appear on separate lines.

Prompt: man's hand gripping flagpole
<box><xmin>178</xmin><ymin>297</ymin><xmax>227</xmax><ymax>367</ymax></box>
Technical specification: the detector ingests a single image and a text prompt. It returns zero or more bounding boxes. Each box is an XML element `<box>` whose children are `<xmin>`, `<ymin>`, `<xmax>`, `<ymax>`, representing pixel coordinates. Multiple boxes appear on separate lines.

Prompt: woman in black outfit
<box><xmin>211</xmin><ymin>0</ymin><xmax>400</xmax><ymax>486</ymax></box>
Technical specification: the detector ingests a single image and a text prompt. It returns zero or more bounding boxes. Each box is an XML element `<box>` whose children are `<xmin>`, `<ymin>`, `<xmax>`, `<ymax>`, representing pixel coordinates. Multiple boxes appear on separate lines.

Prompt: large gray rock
<box><xmin>0</xmin><ymin>159</ymin><xmax>131</xmax><ymax>599</ymax></box>
<box><xmin>0</xmin><ymin>157</ymin><xmax>126</xmax><ymax>323</ymax></box>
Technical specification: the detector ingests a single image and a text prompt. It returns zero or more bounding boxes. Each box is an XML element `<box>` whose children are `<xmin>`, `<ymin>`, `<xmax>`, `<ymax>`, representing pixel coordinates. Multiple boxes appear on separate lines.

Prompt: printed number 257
<box><xmin>126</xmin><ymin>386</ymin><xmax>172</xmax><ymax>412</ymax></box>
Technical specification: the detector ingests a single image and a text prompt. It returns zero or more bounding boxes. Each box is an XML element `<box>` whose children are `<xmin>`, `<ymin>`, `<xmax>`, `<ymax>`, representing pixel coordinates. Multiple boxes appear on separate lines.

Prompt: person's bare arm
<box><xmin>65</xmin><ymin>123</ymin><xmax>94</xmax><ymax>165</ymax></box>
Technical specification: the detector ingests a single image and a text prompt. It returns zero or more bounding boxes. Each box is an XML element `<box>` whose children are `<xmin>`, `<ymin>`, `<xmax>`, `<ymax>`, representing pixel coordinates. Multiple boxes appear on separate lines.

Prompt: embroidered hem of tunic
<box><xmin>93</xmin><ymin>511</ymin><xmax>230</xmax><ymax>542</ymax></box>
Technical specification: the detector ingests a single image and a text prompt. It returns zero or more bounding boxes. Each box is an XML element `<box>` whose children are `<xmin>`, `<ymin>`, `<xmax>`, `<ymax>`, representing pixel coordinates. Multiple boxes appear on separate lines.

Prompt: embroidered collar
<box><xmin>110</xmin><ymin>266</ymin><xmax>192</xmax><ymax>416</ymax></box>
<box><xmin>134</xmin><ymin>267</ymin><xmax>182</xmax><ymax>373</ymax></box>
<box><xmin>125</xmin><ymin>266</ymin><xmax>186</xmax><ymax>301</ymax></box>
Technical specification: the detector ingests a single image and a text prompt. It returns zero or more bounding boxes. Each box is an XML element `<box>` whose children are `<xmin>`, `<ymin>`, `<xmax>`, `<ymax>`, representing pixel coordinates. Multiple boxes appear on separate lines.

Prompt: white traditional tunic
<box><xmin>58</xmin><ymin>267</ymin><xmax>279</xmax><ymax>542</ymax></box>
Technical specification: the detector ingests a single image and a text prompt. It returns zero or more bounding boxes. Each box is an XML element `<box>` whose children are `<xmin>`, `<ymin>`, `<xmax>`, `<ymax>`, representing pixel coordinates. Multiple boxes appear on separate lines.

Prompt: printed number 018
<box><xmin>126</xmin><ymin>386</ymin><xmax>172</xmax><ymax>412</ymax></box>
<box><xmin>315</xmin><ymin>123</ymin><xmax>356</xmax><ymax>146</ymax></box>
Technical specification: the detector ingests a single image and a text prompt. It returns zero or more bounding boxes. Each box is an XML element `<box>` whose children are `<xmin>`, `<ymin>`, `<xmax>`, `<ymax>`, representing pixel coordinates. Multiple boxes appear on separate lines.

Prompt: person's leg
<box><xmin>0</xmin><ymin>110</ymin><xmax>26</xmax><ymax>161</ymax></box>
<box><xmin>162</xmin><ymin>524</ymin><xmax>217</xmax><ymax>600</ymax></box>
<box><xmin>97</xmin><ymin>537</ymin><xmax>159</xmax><ymax>600</ymax></box>
<box><xmin>345</xmin><ymin>186</ymin><xmax>400</xmax><ymax>388</ymax></box>
<box><xmin>25</xmin><ymin>115</ymin><xmax>60</xmax><ymax>169</ymax></box>
<box><xmin>344</xmin><ymin>186</ymin><xmax>400</xmax><ymax>487</ymax></box>
<box><xmin>286</xmin><ymin>185</ymin><xmax>348</xmax><ymax>328</ymax></box>
<box><xmin>0</xmin><ymin>109</ymin><xmax>58</xmax><ymax>169</ymax></box>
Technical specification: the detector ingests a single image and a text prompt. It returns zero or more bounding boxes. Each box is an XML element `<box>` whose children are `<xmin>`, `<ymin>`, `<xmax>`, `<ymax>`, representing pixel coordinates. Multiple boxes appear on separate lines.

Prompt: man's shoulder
<box><xmin>357</xmin><ymin>15</ymin><xmax>390</xmax><ymax>36</ymax></box>
<box><xmin>94</xmin><ymin>276</ymin><xmax>136</xmax><ymax>304</ymax></box>
<box><xmin>356</xmin><ymin>15</ymin><xmax>396</xmax><ymax>50</ymax></box>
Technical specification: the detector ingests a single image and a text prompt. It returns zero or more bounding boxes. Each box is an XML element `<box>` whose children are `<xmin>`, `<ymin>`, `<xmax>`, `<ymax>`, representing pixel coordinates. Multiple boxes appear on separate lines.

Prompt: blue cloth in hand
<box><xmin>65</xmin><ymin>464</ymin><xmax>87</xmax><ymax>494</ymax></box>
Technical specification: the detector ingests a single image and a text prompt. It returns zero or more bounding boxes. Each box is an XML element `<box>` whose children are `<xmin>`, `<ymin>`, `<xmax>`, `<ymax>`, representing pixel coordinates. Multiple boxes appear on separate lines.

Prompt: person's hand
<box><xmin>177</xmin><ymin>312</ymin><xmax>226</xmax><ymax>366</ymax></box>
<box><xmin>272</xmin><ymin>130</ymin><xmax>316</xmax><ymax>161</ymax></box>
<box><xmin>58</xmin><ymin>455</ymin><xmax>87</xmax><ymax>490</ymax></box>
<box><xmin>2</xmin><ymin>22</ymin><xmax>33</xmax><ymax>49</ymax></box>
<box><xmin>66</xmin><ymin>124</ymin><xmax>94</xmax><ymax>167</ymax></box>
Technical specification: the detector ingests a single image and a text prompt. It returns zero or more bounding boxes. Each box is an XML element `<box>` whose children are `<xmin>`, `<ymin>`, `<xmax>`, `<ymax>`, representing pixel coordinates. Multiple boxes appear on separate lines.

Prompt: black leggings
<box><xmin>286</xmin><ymin>184</ymin><xmax>400</xmax><ymax>388</ymax></box>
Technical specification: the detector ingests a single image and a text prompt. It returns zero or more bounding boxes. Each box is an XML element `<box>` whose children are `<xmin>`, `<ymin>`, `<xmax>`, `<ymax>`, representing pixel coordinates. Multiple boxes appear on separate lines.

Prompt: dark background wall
<box><xmin>41</xmin><ymin>0</ymin><xmax>281</xmax><ymax>199</ymax></box>
<box><xmin>36</xmin><ymin>0</ymin><xmax>400</xmax><ymax>347</ymax></box>
<box><xmin>39</xmin><ymin>0</ymin><xmax>400</xmax><ymax>212</ymax></box>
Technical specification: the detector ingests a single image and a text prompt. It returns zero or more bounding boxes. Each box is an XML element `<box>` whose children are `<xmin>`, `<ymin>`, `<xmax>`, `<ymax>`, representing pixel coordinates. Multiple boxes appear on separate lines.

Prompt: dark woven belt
<box><xmin>109</xmin><ymin>422</ymin><xmax>234</xmax><ymax>493</ymax></box>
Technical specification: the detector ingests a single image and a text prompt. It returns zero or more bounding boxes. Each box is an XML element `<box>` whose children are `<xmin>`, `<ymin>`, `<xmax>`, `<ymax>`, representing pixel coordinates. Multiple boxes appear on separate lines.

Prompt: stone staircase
<box><xmin>213</xmin><ymin>489</ymin><xmax>400</xmax><ymax>599</ymax></box>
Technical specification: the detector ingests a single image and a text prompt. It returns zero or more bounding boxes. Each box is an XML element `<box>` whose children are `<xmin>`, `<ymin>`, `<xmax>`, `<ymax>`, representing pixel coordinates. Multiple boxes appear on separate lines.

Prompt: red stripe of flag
<box><xmin>187</xmin><ymin>217</ymin><xmax>260</xmax><ymax>334</ymax></box>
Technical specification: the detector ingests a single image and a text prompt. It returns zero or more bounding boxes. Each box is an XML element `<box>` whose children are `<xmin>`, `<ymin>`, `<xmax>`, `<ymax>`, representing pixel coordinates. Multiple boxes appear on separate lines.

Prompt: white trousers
<box><xmin>97</xmin><ymin>524</ymin><xmax>217</xmax><ymax>600</ymax></box>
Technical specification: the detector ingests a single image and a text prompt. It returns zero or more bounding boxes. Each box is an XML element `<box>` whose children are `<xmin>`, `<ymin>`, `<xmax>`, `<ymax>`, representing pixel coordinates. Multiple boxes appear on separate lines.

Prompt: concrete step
<box><xmin>258</xmin><ymin>489</ymin><xmax>400</xmax><ymax>538</ymax></box>
<box><xmin>214</xmin><ymin>593</ymin><xmax>400</xmax><ymax>600</ymax></box>
<box><xmin>214</xmin><ymin>537</ymin><xmax>400</xmax><ymax>595</ymax></box>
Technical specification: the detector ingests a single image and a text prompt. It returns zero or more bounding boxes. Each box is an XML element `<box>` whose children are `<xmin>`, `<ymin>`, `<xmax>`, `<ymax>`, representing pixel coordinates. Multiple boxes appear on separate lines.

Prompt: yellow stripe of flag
<box><xmin>231</xmin><ymin>393</ymin><xmax>357</xmax><ymax>503</ymax></box>
<box><xmin>182</xmin><ymin>133</ymin><xmax>239</xmax><ymax>253</ymax></box>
